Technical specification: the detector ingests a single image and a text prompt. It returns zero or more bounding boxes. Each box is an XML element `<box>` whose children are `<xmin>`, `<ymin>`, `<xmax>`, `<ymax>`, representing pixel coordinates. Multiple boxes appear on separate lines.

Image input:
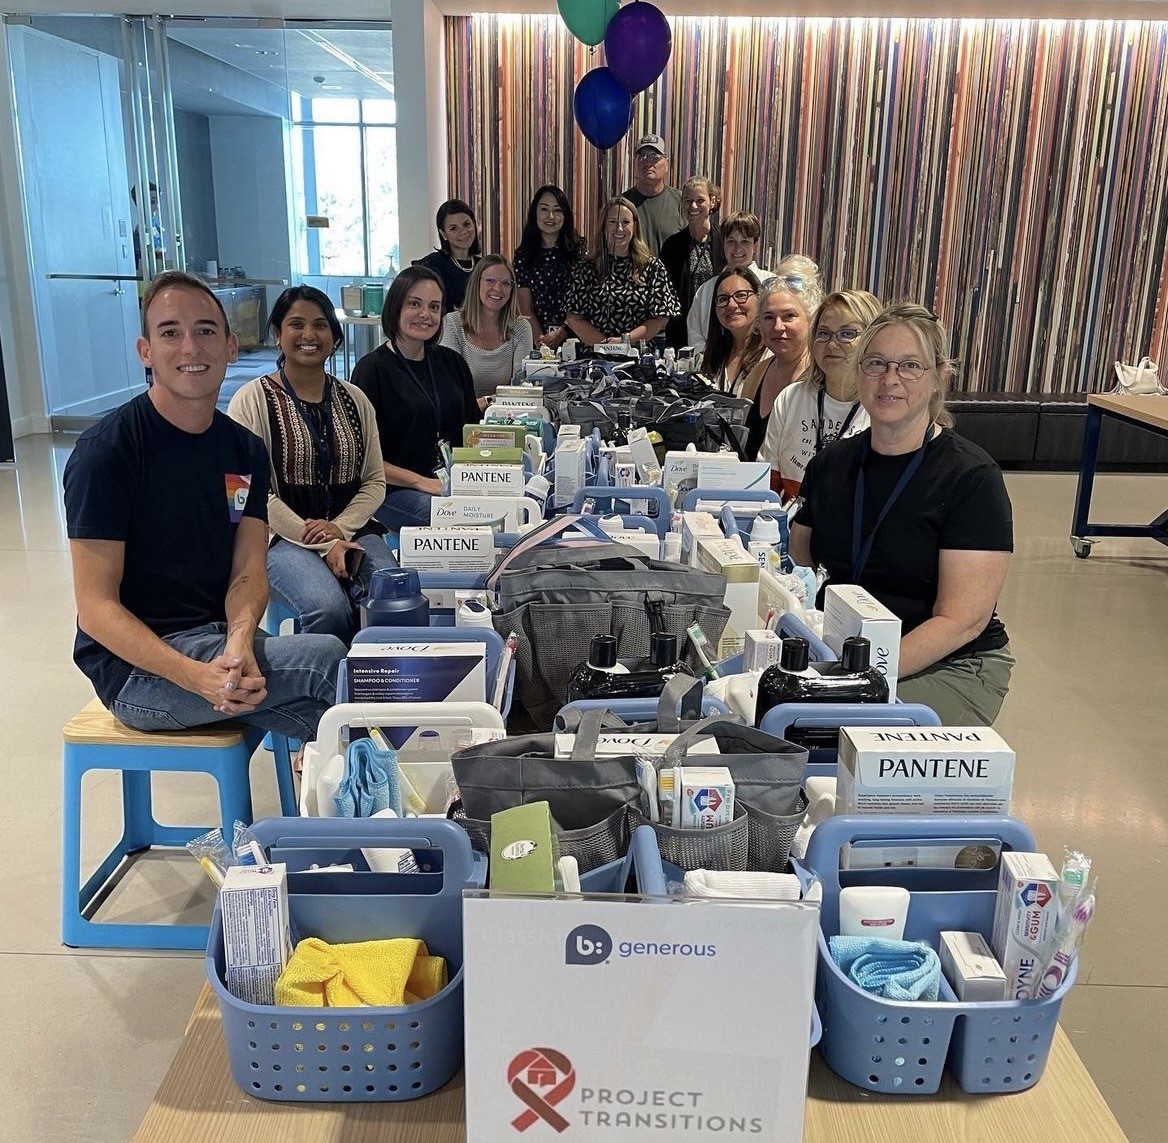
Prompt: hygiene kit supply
<box><xmin>275</xmin><ymin>936</ymin><xmax>447</xmax><ymax>1008</ymax></box>
<box><xmin>564</xmin><ymin>632</ymin><xmax>693</xmax><ymax>703</ymax></box>
<box><xmin>822</xmin><ymin>584</ymin><xmax>901</xmax><ymax>700</ymax></box>
<box><xmin>682</xmin><ymin>869</ymin><xmax>801</xmax><ymax>899</ymax></box>
<box><xmin>754</xmin><ymin>636</ymin><xmax>888</xmax><ymax>727</ymax></box>
<box><xmin>397</xmin><ymin>526</ymin><xmax>497</xmax><ymax>573</ymax></box>
<box><xmin>838</xmin><ymin>886</ymin><xmax>910</xmax><ymax>942</ymax></box>
<box><xmin>991</xmin><ymin>851</ymin><xmax>1061</xmax><ymax>1000</ymax></box>
<box><xmin>360</xmin><ymin>567</ymin><xmax>430</xmax><ymax>628</ymax></box>
<box><xmin>828</xmin><ymin>936</ymin><xmax>942</xmax><ymax>1002</ymax></box>
<box><xmin>939</xmin><ymin>931</ymin><xmax>1008</xmax><ymax>1001</ymax></box>
<box><xmin>837</xmin><ymin>726</ymin><xmax>1015</xmax><ymax>815</ymax></box>
<box><xmin>345</xmin><ymin>642</ymin><xmax>487</xmax><ymax>704</ymax></box>
<box><xmin>220</xmin><ymin>863</ymin><xmax>291</xmax><ymax>1006</ymax></box>
<box><xmin>488</xmin><ymin>802</ymin><xmax>559</xmax><ymax>893</ymax></box>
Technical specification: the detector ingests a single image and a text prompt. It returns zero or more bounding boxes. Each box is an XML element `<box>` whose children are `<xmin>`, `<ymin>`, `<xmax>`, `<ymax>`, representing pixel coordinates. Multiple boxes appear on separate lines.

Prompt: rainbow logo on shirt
<box><xmin>225</xmin><ymin>474</ymin><xmax>252</xmax><ymax>523</ymax></box>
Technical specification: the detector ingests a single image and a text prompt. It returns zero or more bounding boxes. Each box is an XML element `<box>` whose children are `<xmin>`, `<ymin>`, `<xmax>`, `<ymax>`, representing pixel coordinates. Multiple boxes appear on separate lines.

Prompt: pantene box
<box><xmin>450</xmin><ymin>462</ymin><xmax>525</xmax><ymax>497</ymax></box>
<box><xmin>838</xmin><ymin>727</ymin><xmax>1015</xmax><ymax>816</ymax></box>
<box><xmin>823</xmin><ymin>584</ymin><xmax>901</xmax><ymax>700</ymax></box>
<box><xmin>398</xmin><ymin>526</ymin><xmax>496</xmax><ymax>572</ymax></box>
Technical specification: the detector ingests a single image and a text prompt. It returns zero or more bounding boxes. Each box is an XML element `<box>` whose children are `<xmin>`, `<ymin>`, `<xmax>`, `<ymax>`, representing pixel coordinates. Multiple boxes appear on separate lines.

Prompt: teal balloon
<box><xmin>558</xmin><ymin>0</ymin><xmax>620</xmax><ymax>47</ymax></box>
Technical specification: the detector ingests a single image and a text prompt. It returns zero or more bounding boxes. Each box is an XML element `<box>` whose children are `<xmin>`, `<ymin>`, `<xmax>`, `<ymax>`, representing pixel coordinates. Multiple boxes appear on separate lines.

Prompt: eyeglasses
<box><xmin>636</xmin><ymin>151</ymin><xmax>663</xmax><ymax>164</ymax></box>
<box><xmin>775</xmin><ymin>274</ymin><xmax>805</xmax><ymax>291</ymax></box>
<box><xmin>859</xmin><ymin>355</ymin><xmax>931</xmax><ymax>380</ymax></box>
<box><xmin>481</xmin><ymin>276</ymin><xmax>514</xmax><ymax>291</ymax></box>
<box><xmin>714</xmin><ymin>289</ymin><xmax>757</xmax><ymax>309</ymax></box>
<box><xmin>813</xmin><ymin>327</ymin><xmax>861</xmax><ymax>345</ymax></box>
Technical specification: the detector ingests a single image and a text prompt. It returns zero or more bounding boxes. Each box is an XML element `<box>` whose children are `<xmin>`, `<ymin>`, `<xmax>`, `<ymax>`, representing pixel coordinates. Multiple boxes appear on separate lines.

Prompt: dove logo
<box><xmin>565</xmin><ymin>924</ymin><xmax>611</xmax><ymax>966</ymax></box>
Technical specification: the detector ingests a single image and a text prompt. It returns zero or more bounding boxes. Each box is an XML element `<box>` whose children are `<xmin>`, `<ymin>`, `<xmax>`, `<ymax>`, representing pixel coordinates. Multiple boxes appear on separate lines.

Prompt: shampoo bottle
<box><xmin>754</xmin><ymin>636</ymin><xmax>889</xmax><ymax>726</ymax></box>
<box><xmin>360</xmin><ymin>567</ymin><xmax>431</xmax><ymax>629</ymax></box>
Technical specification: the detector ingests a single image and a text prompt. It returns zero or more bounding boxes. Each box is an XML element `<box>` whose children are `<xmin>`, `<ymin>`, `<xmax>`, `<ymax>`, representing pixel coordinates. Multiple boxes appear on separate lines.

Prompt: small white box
<box><xmin>599</xmin><ymin>529</ymin><xmax>661</xmax><ymax>558</ymax></box>
<box><xmin>398</xmin><ymin>526</ymin><xmax>496</xmax><ymax>573</ymax></box>
<box><xmin>553</xmin><ymin>733</ymin><xmax>718</xmax><ymax>758</ymax></box>
<box><xmin>837</xmin><ymin>726</ymin><xmax>1015</xmax><ymax>816</ymax></box>
<box><xmin>553</xmin><ymin>438</ymin><xmax>588</xmax><ymax>509</ymax></box>
<box><xmin>556</xmin><ymin>423</ymin><xmax>582</xmax><ymax>440</ymax></box>
<box><xmin>450</xmin><ymin>463</ymin><xmax>525</xmax><ymax>497</ymax></box>
<box><xmin>678</xmin><ymin>765</ymin><xmax>735</xmax><ymax>829</ymax></box>
<box><xmin>220</xmin><ymin>863</ymin><xmax>290</xmax><ymax>1006</ymax></box>
<box><xmin>940</xmin><ymin>931</ymin><xmax>1008</xmax><ymax>1002</ymax></box>
<box><xmin>991</xmin><ymin>852</ymin><xmax>1060</xmax><ymax>1000</ymax></box>
<box><xmin>696</xmin><ymin>457</ymin><xmax>771</xmax><ymax>491</ymax></box>
<box><xmin>696</xmin><ymin>536</ymin><xmax>760</xmax><ymax>659</ymax></box>
<box><xmin>744</xmin><ymin>629</ymin><xmax>783</xmax><ymax>671</ymax></box>
<box><xmin>661</xmin><ymin>450</ymin><xmax>704</xmax><ymax>492</ymax></box>
<box><xmin>626</xmin><ymin>426</ymin><xmax>662</xmax><ymax>485</ymax></box>
<box><xmin>680</xmin><ymin>511</ymin><xmax>722</xmax><ymax>565</ymax></box>
<box><xmin>430</xmin><ymin>496</ymin><xmax>536</xmax><ymax>533</ymax></box>
<box><xmin>345</xmin><ymin>642</ymin><xmax>487</xmax><ymax>704</ymax></box>
<box><xmin>823</xmin><ymin>585</ymin><xmax>901</xmax><ymax>700</ymax></box>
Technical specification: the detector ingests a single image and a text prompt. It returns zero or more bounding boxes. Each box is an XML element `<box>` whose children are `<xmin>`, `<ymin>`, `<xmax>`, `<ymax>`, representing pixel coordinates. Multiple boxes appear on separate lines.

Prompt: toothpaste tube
<box><xmin>991</xmin><ymin>852</ymin><xmax>1060</xmax><ymax>1000</ymax></box>
<box><xmin>677</xmin><ymin>766</ymin><xmax>735</xmax><ymax>830</ymax></box>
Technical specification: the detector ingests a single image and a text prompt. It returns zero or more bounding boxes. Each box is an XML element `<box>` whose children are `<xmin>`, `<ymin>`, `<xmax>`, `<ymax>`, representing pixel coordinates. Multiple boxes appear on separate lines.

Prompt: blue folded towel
<box><xmin>333</xmin><ymin>737</ymin><xmax>402</xmax><ymax>818</ymax></box>
<box><xmin>828</xmin><ymin>936</ymin><xmax>941</xmax><ymax>1002</ymax></box>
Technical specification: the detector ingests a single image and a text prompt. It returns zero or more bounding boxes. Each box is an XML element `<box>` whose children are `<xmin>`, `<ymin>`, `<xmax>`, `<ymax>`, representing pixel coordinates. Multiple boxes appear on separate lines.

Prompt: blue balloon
<box><xmin>573</xmin><ymin>67</ymin><xmax>634</xmax><ymax>150</ymax></box>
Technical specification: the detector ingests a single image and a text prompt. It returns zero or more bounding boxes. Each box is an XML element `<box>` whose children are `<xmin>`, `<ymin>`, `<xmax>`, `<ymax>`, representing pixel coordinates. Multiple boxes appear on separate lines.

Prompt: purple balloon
<box><xmin>573</xmin><ymin>67</ymin><xmax>634</xmax><ymax>150</ymax></box>
<box><xmin>604</xmin><ymin>2</ymin><xmax>672</xmax><ymax>94</ymax></box>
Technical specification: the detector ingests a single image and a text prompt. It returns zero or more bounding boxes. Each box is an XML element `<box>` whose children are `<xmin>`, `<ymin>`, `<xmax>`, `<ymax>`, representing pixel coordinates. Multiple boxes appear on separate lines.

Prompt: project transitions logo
<box><xmin>565</xmin><ymin>923</ymin><xmax>611</xmax><ymax>965</ymax></box>
<box><xmin>508</xmin><ymin>1047</ymin><xmax>576</xmax><ymax>1133</ymax></box>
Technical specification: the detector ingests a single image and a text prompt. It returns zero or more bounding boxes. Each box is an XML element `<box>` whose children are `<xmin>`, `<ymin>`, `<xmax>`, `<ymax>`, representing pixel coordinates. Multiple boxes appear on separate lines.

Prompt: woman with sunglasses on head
<box><xmin>513</xmin><ymin>185</ymin><xmax>585</xmax><ymax>353</ymax></box>
<box><xmin>736</xmin><ymin>256</ymin><xmax>823</xmax><ymax>459</ymax></box>
<box><xmin>790</xmin><ymin>303</ymin><xmax>1014</xmax><ymax>725</ymax></box>
<box><xmin>414</xmin><ymin>198</ymin><xmax>482</xmax><ymax>314</ymax></box>
<box><xmin>699</xmin><ymin>267</ymin><xmax>765</xmax><ymax>396</ymax></box>
<box><xmin>227</xmin><ymin>285</ymin><xmax>395</xmax><ymax>642</ymax></box>
<box><xmin>351</xmin><ymin>266</ymin><xmax>480</xmax><ymax>531</ymax></box>
<box><xmin>563</xmin><ymin>196</ymin><xmax>680</xmax><ymax>346</ymax></box>
<box><xmin>760</xmin><ymin>289</ymin><xmax>880</xmax><ymax>500</ymax></box>
<box><xmin>441</xmin><ymin>255</ymin><xmax>533</xmax><ymax>409</ymax></box>
<box><xmin>659</xmin><ymin>176</ymin><xmax>724</xmax><ymax>350</ymax></box>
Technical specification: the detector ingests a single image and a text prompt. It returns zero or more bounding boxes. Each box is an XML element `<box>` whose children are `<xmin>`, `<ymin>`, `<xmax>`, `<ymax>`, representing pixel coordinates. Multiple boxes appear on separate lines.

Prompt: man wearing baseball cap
<box><xmin>622</xmin><ymin>133</ymin><xmax>683</xmax><ymax>257</ymax></box>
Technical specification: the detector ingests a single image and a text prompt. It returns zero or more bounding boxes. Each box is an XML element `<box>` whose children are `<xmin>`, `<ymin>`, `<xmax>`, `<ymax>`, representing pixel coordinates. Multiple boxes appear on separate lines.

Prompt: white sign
<box><xmin>463</xmin><ymin>894</ymin><xmax>819</xmax><ymax>1142</ymax></box>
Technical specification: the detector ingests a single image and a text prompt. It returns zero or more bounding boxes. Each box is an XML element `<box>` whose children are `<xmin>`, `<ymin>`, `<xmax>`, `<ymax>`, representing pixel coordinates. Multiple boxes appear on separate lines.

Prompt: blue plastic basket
<box><xmin>800</xmin><ymin>814</ymin><xmax>1076</xmax><ymax>1095</ymax></box>
<box><xmin>206</xmin><ymin>816</ymin><xmax>486</xmax><ymax>1103</ymax></box>
<box><xmin>629</xmin><ymin>825</ymin><xmax>823</xmax><ymax>1048</ymax></box>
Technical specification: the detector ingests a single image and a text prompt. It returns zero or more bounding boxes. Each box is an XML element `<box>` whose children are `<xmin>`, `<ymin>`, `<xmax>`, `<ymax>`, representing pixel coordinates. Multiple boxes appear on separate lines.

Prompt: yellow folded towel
<box><xmin>274</xmin><ymin>937</ymin><xmax>448</xmax><ymax>1008</ymax></box>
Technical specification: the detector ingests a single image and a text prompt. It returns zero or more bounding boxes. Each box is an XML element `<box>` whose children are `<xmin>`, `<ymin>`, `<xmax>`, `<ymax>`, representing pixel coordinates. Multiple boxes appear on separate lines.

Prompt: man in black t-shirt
<box><xmin>63</xmin><ymin>271</ymin><xmax>345</xmax><ymax>739</ymax></box>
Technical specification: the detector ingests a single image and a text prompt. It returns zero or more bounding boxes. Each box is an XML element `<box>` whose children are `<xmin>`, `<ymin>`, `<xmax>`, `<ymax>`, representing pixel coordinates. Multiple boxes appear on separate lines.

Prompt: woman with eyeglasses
<box><xmin>563</xmin><ymin>196</ymin><xmax>681</xmax><ymax>346</ymax></box>
<box><xmin>699</xmin><ymin>267</ymin><xmax>765</xmax><ymax>395</ymax></box>
<box><xmin>351</xmin><ymin>266</ymin><xmax>481</xmax><ymax>531</ymax></box>
<box><xmin>659</xmin><ymin>176</ymin><xmax>724</xmax><ymax>350</ymax></box>
<box><xmin>737</xmin><ymin>256</ymin><xmax>824</xmax><ymax>459</ymax></box>
<box><xmin>790</xmin><ymin>303</ymin><xmax>1014</xmax><ymax>725</ymax></box>
<box><xmin>760</xmin><ymin>289</ymin><xmax>880</xmax><ymax>499</ymax></box>
<box><xmin>414</xmin><ymin>199</ymin><xmax>482</xmax><ymax>315</ymax></box>
<box><xmin>513</xmin><ymin>185</ymin><xmax>585</xmax><ymax>353</ymax></box>
<box><xmin>441</xmin><ymin>255</ymin><xmax>533</xmax><ymax>409</ymax></box>
<box><xmin>227</xmin><ymin>285</ymin><xmax>395</xmax><ymax>642</ymax></box>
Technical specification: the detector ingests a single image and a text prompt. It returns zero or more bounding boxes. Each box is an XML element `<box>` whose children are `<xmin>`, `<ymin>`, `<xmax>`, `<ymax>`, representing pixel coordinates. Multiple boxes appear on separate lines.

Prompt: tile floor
<box><xmin>1</xmin><ymin>433</ymin><xmax>1165</xmax><ymax>1141</ymax></box>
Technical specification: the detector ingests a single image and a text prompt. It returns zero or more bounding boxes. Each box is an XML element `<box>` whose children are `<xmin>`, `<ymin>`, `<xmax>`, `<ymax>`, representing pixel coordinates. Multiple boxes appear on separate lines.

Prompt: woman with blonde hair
<box><xmin>659</xmin><ymin>176</ymin><xmax>724</xmax><ymax>348</ymax></box>
<box><xmin>737</xmin><ymin>255</ymin><xmax>824</xmax><ymax>458</ymax></box>
<box><xmin>790</xmin><ymin>303</ymin><xmax>1014</xmax><ymax>725</ymax></box>
<box><xmin>760</xmin><ymin>288</ymin><xmax>881</xmax><ymax>499</ymax></box>
<box><xmin>564</xmin><ymin>196</ymin><xmax>680</xmax><ymax>345</ymax></box>
<box><xmin>441</xmin><ymin>254</ymin><xmax>533</xmax><ymax>408</ymax></box>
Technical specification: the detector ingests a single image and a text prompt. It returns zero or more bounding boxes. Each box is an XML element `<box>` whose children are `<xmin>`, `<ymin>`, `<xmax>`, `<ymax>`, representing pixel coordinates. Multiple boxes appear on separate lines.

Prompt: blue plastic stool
<box><xmin>60</xmin><ymin>699</ymin><xmax>294</xmax><ymax>951</ymax></box>
<box><xmin>262</xmin><ymin>598</ymin><xmax>299</xmax><ymax>637</ymax></box>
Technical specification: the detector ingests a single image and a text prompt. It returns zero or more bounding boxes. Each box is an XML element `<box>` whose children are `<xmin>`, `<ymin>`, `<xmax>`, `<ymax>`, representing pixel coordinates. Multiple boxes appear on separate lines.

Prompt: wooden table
<box><xmin>1070</xmin><ymin>392</ymin><xmax>1168</xmax><ymax>557</ymax></box>
<box><xmin>133</xmin><ymin>985</ymin><xmax>1129</xmax><ymax>1142</ymax></box>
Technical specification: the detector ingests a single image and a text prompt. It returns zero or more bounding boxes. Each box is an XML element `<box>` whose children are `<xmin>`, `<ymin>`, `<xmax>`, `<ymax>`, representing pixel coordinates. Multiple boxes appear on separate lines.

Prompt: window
<box><xmin>293</xmin><ymin>95</ymin><xmax>399</xmax><ymax>277</ymax></box>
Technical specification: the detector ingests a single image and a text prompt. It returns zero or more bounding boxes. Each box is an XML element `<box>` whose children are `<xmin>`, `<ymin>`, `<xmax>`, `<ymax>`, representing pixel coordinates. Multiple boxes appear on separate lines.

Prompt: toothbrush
<box><xmin>492</xmin><ymin>632</ymin><xmax>518</xmax><ymax>711</ymax></box>
<box><xmin>686</xmin><ymin>623</ymin><xmax>720</xmax><ymax>680</ymax></box>
<box><xmin>1031</xmin><ymin>893</ymin><xmax>1095</xmax><ymax>999</ymax></box>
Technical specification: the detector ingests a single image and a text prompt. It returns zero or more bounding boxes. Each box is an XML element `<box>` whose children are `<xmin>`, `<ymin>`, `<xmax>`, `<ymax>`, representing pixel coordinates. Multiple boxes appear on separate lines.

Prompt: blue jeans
<box><xmin>267</xmin><ymin>533</ymin><xmax>396</xmax><ymax>642</ymax></box>
<box><xmin>110</xmin><ymin>623</ymin><xmax>346</xmax><ymax>741</ymax></box>
<box><xmin>374</xmin><ymin>487</ymin><xmax>434</xmax><ymax>531</ymax></box>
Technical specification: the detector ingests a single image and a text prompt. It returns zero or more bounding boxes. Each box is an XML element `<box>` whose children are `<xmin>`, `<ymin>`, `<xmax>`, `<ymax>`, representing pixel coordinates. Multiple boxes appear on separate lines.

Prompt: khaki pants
<box><xmin>896</xmin><ymin>644</ymin><xmax>1014</xmax><ymax>726</ymax></box>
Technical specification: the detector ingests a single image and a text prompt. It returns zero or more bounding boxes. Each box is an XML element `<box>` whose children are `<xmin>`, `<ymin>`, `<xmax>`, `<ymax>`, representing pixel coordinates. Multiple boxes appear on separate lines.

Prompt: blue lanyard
<box><xmin>851</xmin><ymin>428</ymin><xmax>933</xmax><ymax>581</ymax></box>
<box><xmin>279</xmin><ymin>368</ymin><xmax>335</xmax><ymax>516</ymax></box>
<box><xmin>816</xmin><ymin>386</ymin><xmax>861</xmax><ymax>451</ymax></box>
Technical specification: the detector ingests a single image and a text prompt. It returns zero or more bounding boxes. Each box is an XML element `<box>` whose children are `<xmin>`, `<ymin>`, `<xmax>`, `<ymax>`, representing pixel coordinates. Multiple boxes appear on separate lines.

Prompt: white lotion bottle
<box><xmin>839</xmin><ymin>885</ymin><xmax>911</xmax><ymax>941</ymax></box>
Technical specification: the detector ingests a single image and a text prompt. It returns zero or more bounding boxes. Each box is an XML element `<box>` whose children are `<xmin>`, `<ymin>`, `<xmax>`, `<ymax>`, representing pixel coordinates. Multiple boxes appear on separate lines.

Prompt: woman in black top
<box><xmin>351</xmin><ymin>266</ymin><xmax>481</xmax><ymax>531</ymax></box>
<box><xmin>414</xmin><ymin>199</ymin><xmax>482</xmax><ymax>314</ymax></box>
<box><xmin>564</xmin><ymin>196</ymin><xmax>680</xmax><ymax>345</ymax></box>
<box><xmin>790</xmin><ymin>304</ymin><xmax>1014</xmax><ymax>724</ymax></box>
<box><xmin>513</xmin><ymin>184</ymin><xmax>585</xmax><ymax>352</ymax></box>
<box><xmin>658</xmin><ymin>176</ymin><xmax>724</xmax><ymax>350</ymax></box>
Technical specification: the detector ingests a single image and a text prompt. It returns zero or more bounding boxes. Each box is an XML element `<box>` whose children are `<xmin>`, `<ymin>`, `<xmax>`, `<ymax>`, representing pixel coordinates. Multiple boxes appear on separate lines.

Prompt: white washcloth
<box><xmin>683</xmin><ymin>869</ymin><xmax>802</xmax><ymax>900</ymax></box>
<box><xmin>790</xmin><ymin>779</ymin><xmax>838</xmax><ymax>860</ymax></box>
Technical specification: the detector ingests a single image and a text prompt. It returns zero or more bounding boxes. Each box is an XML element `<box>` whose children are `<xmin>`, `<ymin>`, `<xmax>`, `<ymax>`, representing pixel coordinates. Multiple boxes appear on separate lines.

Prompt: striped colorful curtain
<box><xmin>445</xmin><ymin>15</ymin><xmax>1168</xmax><ymax>394</ymax></box>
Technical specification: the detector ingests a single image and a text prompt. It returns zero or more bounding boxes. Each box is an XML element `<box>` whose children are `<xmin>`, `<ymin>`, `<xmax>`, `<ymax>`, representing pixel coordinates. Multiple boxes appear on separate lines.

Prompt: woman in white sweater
<box><xmin>441</xmin><ymin>254</ymin><xmax>533</xmax><ymax>408</ymax></box>
<box><xmin>760</xmin><ymin>288</ymin><xmax>881</xmax><ymax>500</ymax></box>
<box><xmin>227</xmin><ymin>285</ymin><xmax>394</xmax><ymax>642</ymax></box>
